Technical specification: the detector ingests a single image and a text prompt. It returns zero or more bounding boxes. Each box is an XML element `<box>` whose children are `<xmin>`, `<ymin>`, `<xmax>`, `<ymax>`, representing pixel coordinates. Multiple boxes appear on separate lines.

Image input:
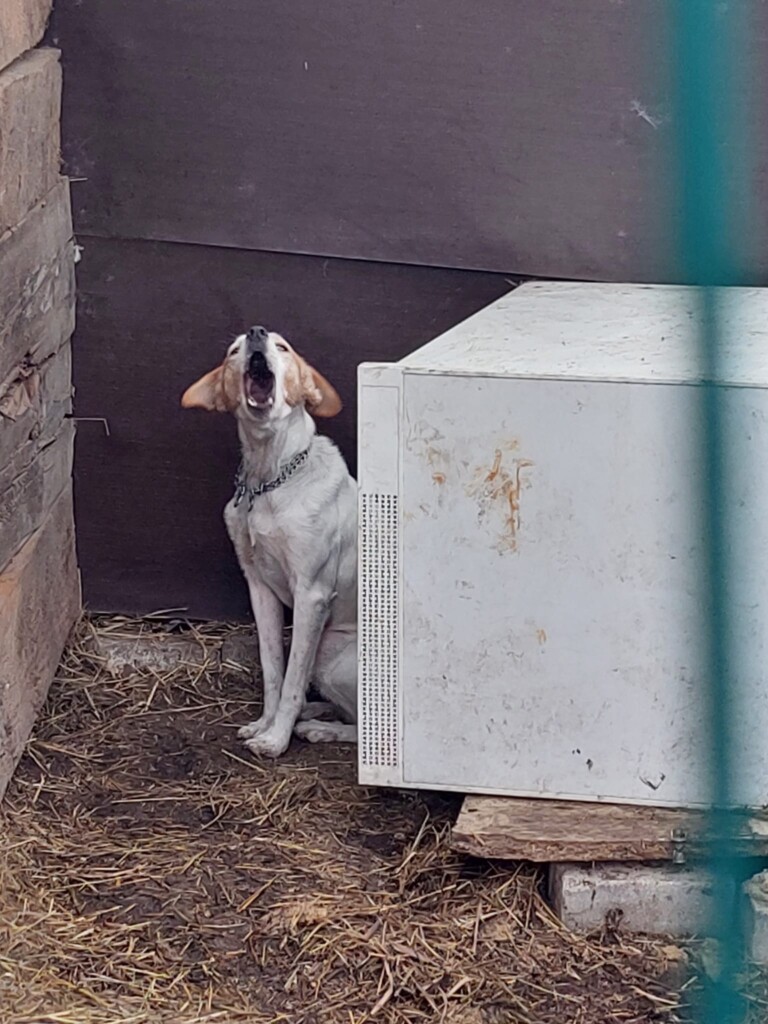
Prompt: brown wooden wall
<box><xmin>1</xmin><ymin>2</ymin><xmax>80</xmax><ymax>796</ymax></box>
<box><xmin>47</xmin><ymin>0</ymin><xmax>768</xmax><ymax>619</ymax></box>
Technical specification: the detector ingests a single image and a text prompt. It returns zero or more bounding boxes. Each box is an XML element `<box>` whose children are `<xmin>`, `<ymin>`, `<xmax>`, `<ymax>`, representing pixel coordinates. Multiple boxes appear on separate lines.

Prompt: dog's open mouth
<box><xmin>244</xmin><ymin>352</ymin><xmax>275</xmax><ymax>411</ymax></box>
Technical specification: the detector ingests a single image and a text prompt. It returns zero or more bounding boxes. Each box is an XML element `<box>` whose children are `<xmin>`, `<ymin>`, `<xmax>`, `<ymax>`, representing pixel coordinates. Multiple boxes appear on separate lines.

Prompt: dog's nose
<box><xmin>246</xmin><ymin>325</ymin><xmax>268</xmax><ymax>349</ymax></box>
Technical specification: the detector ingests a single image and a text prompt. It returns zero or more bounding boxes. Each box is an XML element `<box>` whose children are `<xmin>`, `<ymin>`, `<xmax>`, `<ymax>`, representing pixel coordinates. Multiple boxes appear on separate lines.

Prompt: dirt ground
<box><xmin>0</xmin><ymin>615</ymin><xmax>725</xmax><ymax>1023</ymax></box>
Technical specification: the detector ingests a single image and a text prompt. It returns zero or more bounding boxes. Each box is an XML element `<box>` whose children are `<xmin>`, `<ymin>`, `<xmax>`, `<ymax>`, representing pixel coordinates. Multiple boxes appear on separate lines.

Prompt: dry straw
<box><xmin>0</xmin><ymin>615</ymin><xmax>753</xmax><ymax>1023</ymax></box>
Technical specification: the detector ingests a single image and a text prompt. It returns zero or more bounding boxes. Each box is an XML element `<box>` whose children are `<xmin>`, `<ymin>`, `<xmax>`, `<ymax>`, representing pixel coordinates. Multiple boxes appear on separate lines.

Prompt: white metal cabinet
<box><xmin>358</xmin><ymin>282</ymin><xmax>768</xmax><ymax>808</ymax></box>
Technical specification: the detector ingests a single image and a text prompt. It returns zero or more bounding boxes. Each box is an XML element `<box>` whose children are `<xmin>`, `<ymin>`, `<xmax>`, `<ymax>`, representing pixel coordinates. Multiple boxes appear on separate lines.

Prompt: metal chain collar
<box><xmin>233</xmin><ymin>445</ymin><xmax>311</xmax><ymax>511</ymax></box>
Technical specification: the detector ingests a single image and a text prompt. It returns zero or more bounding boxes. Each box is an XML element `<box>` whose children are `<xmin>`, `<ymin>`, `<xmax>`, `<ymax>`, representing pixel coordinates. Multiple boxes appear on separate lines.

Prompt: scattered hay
<box><xmin>0</xmin><ymin>614</ymin><xmax>714</xmax><ymax>1023</ymax></box>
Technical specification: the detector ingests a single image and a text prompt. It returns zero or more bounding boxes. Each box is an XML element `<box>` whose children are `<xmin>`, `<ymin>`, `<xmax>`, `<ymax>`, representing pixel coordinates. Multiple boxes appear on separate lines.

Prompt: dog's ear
<box><xmin>181</xmin><ymin>365</ymin><xmax>233</xmax><ymax>412</ymax></box>
<box><xmin>300</xmin><ymin>360</ymin><xmax>342</xmax><ymax>418</ymax></box>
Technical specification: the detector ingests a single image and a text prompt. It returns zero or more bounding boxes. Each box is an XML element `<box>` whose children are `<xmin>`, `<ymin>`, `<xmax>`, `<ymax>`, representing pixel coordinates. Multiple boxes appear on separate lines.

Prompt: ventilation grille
<box><xmin>360</xmin><ymin>492</ymin><xmax>399</xmax><ymax>768</ymax></box>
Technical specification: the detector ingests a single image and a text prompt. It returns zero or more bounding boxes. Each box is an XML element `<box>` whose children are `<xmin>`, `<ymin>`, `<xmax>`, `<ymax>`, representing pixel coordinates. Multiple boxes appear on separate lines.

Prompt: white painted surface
<box><xmin>402</xmin><ymin>282</ymin><xmax>768</xmax><ymax>387</ymax></box>
<box><xmin>743</xmin><ymin>871</ymin><xmax>768</xmax><ymax>964</ymax></box>
<box><xmin>357</xmin><ymin>283</ymin><xmax>768</xmax><ymax>807</ymax></box>
<box><xmin>550</xmin><ymin>863</ymin><xmax>731</xmax><ymax>937</ymax></box>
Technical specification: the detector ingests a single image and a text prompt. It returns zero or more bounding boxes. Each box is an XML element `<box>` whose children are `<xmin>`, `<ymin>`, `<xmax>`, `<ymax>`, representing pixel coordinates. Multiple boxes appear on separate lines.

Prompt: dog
<box><xmin>181</xmin><ymin>325</ymin><xmax>357</xmax><ymax>758</ymax></box>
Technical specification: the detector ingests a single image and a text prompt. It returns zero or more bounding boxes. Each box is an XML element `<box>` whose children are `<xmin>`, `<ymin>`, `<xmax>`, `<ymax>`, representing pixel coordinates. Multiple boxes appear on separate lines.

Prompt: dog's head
<box><xmin>181</xmin><ymin>326</ymin><xmax>342</xmax><ymax>423</ymax></box>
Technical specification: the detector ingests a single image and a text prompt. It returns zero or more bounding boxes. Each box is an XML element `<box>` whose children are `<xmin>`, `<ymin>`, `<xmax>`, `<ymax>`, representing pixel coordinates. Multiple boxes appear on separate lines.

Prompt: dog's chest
<box><xmin>225</xmin><ymin>500</ymin><xmax>299</xmax><ymax>603</ymax></box>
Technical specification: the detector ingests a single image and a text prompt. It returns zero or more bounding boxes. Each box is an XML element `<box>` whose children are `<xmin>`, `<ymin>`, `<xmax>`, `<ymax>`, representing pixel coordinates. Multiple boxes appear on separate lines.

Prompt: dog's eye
<box><xmin>275</xmin><ymin>343</ymin><xmax>288</xmax><ymax>353</ymax></box>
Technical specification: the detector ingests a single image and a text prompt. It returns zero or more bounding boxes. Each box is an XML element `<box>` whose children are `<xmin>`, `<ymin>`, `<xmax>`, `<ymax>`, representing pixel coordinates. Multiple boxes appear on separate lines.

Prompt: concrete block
<box><xmin>549</xmin><ymin>862</ymin><xmax>732</xmax><ymax>937</ymax></box>
<box><xmin>742</xmin><ymin>870</ymin><xmax>768</xmax><ymax>965</ymax></box>
<box><xmin>89</xmin><ymin>633</ymin><xmax>217</xmax><ymax>677</ymax></box>
<box><xmin>0</xmin><ymin>485</ymin><xmax>80</xmax><ymax>798</ymax></box>
<box><xmin>0</xmin><ymin>0</ymin><xmax>52</xmax><ymax>73</ymax></box>
<box><xmin>0</xmin><ymin>48</ymin><xmax>61</xmax><ymax>233</ymax></box>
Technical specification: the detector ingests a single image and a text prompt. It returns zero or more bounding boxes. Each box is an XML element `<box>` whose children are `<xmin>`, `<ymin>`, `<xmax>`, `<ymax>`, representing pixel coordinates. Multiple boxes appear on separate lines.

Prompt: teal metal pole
<box><xmin>671</xmin><ymin>3</ymin><xmax>751</xmax><ymax>1021</ymax></box>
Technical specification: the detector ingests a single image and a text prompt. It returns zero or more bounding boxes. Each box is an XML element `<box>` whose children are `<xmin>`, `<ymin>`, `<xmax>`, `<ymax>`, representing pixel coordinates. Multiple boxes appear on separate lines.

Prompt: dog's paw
<box><xmin>294</xmin><ymin>719</ymin><xmax>358</xmax><ymax>745</ymax></box>
<box><xmin>298</xmin><ymin>701</ymin><xmax>335</xmax><ymax>722</ymax></box>
<box><xmin>243</xmin><ymin>727</ymin><xmax>291</xmax><ymax>759</ymax></box>
<box><xmin>238</xmin><ymin>718</ymin><xmax>271</xmax><ymax>740</ymax></box>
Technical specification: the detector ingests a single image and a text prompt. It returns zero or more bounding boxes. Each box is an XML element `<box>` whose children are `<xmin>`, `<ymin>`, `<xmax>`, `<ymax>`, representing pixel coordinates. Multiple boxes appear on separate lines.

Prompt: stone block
<box><xmin>549</xmin><ymin>862</ymin><xmax>733</xmax><ymax>937</ymax></box>
<box><xmin>89</xmin><ymin>633</ymin><xmax>217</xmax><ymax>677</ymax></box>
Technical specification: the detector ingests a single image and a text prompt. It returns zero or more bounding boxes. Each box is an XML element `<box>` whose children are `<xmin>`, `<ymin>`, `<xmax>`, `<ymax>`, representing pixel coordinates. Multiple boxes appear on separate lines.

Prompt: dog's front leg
<box><xmin>238</xmin><ymin>577</ymin><xmax>285</xmax><ymax>740</ymax></box>
<box><xmin>242</xmin><ymin>586</ymin><xmax>330</xmax><ymax>758</ymax></box>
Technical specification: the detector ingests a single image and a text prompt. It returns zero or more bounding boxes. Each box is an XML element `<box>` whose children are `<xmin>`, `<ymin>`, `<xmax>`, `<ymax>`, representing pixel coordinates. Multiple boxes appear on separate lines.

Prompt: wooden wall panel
<box><xmin>0</xmin><ymin>0</ymin><xmax>52</xmax><ymax>73</ymax></box>
<box><xmin>52</xmin><ymin>0</ymin><xmax>768</xmax><ymax>617</ymax></box>
<box><xmin>0</xmin><ymin>487</ymin><xmax>79</xmax><ymax>799</ymax></box>
<box><xmin>45</xmin><ymin>0</ymin><xmax>747</xmax><ymax>282</ymax></box>
<box><xmin>0</xmin><ymin>30</ymin><xmax>77</xmax><ymax>794</ymax></box>
<box><xmin>0</xmin><ymin>48</ymin><xmax>61</xmax><ymax>234</ymax></box>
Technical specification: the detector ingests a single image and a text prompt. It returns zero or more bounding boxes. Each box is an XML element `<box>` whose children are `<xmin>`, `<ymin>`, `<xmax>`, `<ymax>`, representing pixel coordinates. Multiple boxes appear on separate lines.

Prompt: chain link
<box><xmin>233</xmin><ymin>445</ymin><xmax>311</xmax><ymax>511</ymax></box>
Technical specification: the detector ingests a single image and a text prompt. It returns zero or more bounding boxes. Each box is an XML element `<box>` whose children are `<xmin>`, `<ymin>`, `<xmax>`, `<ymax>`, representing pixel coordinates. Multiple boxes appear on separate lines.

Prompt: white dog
<box><xmin>182</xmin><ymin>325</ymin><xmax>357</xmax><ymax>758</ymax></box>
